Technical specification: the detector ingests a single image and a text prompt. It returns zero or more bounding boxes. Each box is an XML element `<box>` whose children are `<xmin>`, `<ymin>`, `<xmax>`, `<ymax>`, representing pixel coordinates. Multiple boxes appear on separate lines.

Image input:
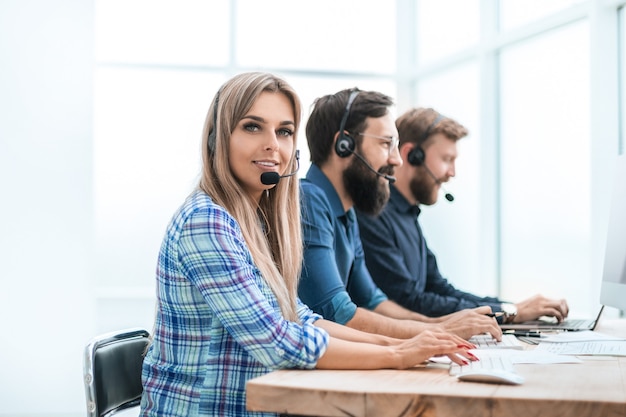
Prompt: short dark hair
<box><xmin>306</xmin><ymin>88</ymin><xmax>394</xmax><ymax>166</ymax></box>
<box><xmin>396</xmin><ymin>107</ymin><xmax>468</xmax><ymax>148</ymax></box>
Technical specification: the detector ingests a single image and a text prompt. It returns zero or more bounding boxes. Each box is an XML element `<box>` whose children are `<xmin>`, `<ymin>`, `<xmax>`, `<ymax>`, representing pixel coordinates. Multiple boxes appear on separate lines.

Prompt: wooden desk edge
<box><xmin>246</xmin><ymin>320</ymin><xmax>626</xmax><ymax>417</ymax></box>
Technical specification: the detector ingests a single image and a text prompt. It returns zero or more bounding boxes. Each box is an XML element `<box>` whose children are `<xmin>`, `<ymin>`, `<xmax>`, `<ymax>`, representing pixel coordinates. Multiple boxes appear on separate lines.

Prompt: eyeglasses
<box><xmin>357</xmin><ymin>133</ymin><xmax>399</xmax><ymax>155</ymax></box>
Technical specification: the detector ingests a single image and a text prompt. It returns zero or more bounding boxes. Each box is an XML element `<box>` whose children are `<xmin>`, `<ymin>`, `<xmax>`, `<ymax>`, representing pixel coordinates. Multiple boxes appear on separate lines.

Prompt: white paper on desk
<box><xmin>429</xmin><ymin>348</ymin><xmax>581</xmax><ymax>365</ymax></box>
<box><xmin>540</xmin><ymin>331</ymin><xmax>626</xmax><ymax>343</ymax></box>
<box><xmin>470</xmin><ymin>348</ymin><xmax>582</xmax><ymax>364</ymax></box>
<box><xmin>534</xmin><ymin>341</ymin><xmax>626</xmax><ymax>356</ymax></box>
<box><xmin>508</xmin><ymin>350</ymin><xmax>582</xmax><ymax>364</ymax></box>
<box><xmin>449</xmin><ymin>349</ymin><xmax>518</xmax><ymax>362</ymax></box>
<box><xmin>427</xmin><ymin>351</ymin><xmax>504</xmax><ymax>364</ymax></box>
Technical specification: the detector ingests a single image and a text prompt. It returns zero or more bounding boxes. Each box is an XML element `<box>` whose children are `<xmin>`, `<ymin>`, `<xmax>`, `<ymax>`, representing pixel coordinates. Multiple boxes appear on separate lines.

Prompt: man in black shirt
<box><xmin>356</xmin><ymin>108</ymin><xmax>569</xmax><ymax>324</ymax></box>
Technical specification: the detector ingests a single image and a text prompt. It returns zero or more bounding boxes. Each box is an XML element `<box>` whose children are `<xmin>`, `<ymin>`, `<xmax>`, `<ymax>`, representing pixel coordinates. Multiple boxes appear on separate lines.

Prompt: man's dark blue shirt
<box><xmin>298</xmin><ymin>164</ymin><xmax>387</xmax><ymax>324</ymax></box>
<box><xmin>356</xmin><ymin>184</ymin><xmax>502</xmax><ymax>317</ymax></box>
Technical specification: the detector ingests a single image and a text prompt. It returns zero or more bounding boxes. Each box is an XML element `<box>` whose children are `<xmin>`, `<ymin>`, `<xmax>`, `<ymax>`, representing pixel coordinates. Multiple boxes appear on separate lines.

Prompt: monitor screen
<box><xmin>600</xmin><ymin>154</ymin><xmax>626</xmax><ymax>313</ymax></box>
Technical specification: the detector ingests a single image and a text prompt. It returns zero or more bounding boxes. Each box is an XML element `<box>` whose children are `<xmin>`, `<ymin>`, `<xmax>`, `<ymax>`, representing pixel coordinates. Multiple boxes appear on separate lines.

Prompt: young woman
<box><xmin>140</xmin><ymin>72</ymin><xmax>476</xmax><ymax>417</ymax></box>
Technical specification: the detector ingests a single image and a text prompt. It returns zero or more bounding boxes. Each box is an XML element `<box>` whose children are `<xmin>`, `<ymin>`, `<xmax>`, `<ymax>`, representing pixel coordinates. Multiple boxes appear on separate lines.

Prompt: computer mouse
<box><xmin>457</xmin><ymin>369</ymin><xmax>525</xmax><ymax>385</ymax></box>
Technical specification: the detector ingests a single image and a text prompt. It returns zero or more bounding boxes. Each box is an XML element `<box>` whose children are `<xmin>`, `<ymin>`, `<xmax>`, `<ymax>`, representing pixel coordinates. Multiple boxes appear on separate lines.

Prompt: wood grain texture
<box><xmin>246</xmin><ymin>320</ymin><xmax>626</xmax><ymax>417</ymax></box>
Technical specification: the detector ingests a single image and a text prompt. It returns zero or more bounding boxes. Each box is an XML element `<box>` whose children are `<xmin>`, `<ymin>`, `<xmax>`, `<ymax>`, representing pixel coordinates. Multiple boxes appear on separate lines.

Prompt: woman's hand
<box><xmin>393</xmin><ymin>330</ymin><xmax>477</xmax><ymax>369</ymax></box>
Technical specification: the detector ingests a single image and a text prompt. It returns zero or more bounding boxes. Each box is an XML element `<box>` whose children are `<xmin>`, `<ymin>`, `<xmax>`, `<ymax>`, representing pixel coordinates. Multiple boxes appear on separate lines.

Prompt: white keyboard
<box><xmin>469</xmin><ymin>334</ymin><xmax>524</xmax><ymax>350</ymax></box>
<box><xmin>449</xmin><ymin>355</ymin><xmax>517</xmax><ymax>377</ymax></box>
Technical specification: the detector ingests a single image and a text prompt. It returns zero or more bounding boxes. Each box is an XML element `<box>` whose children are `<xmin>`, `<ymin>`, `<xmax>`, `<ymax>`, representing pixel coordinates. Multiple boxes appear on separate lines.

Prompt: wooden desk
<box><xmin>246</xmin><ymin>320</ymin><xmax>626</xmax><ymax>417</ymax></box>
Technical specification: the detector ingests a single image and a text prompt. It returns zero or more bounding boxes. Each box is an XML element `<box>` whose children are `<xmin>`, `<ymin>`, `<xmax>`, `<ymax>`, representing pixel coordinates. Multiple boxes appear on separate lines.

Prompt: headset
<box><xmin>332</xmin><ymin>89</ymin><xmax>397</xmax><ymax>183</ymax></box>
<box><xmin>334</xmin><ymin>89</ymin><xmax>360</xmax><ymax>158</ymax></box>
<box><xmin>207</xmin><ymin>90</ymin><xmax>221</xmax><ymax>155</ymax></box>
<box><xmin>406</xmin><ymin>111</ymin><xmax>455</xmax><ymax>201</ymax></box>
<box><xmin>407</xmin><ymin>112</ymin><xmax>445</xmax><ymax>166</ymax></box>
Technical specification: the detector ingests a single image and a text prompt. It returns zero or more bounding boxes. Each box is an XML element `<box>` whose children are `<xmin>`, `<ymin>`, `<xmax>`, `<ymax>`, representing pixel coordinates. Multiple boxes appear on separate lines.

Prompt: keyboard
<box><xmin>469</xmin><ymin>334</ymin><xmax>524</xmax><ymax>350</ymax></box>
<box><xmin>552</xmin><ymin>318</ymin><xmax>596</xmax><ymax>330</ymax></box>
<box><xmin>449</xmin><ymin>355</ymin><xmax>517</xmax><ymax>377</ymax></box>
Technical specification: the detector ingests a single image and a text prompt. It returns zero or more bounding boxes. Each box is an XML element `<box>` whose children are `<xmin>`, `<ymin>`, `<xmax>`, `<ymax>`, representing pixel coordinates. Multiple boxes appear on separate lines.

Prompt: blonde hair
<box><xmin>199</xmin><ymin>72</ymin><xmax>302</xmax><ymax>322</ymax></box>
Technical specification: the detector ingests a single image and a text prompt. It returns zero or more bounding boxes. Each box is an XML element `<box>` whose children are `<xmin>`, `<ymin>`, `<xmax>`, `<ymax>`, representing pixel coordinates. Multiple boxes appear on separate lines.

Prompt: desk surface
<box><xmin>246</xmin><ymin>319</ymin><xmax>626</xmax><ymax>417</ymax></box>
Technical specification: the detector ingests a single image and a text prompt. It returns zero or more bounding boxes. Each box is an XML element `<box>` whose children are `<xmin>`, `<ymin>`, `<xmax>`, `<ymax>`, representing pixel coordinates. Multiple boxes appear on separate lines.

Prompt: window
<box><xmin>500</xmin><ymin>0</ymin><xmax>586</xmax><ymax>31</ymax></box>
<box><xmin>92</xmin><ymin>0</ymin><xmax>626</xmax><ymax>331</ymax></box>
<box><xmin>415</xmin><ymin>0</ymin><xmax>480</xmax><ymax>65</ymax></box>
<box><xmin>416</xmin><ymin>63</ymin><xmax>490</xmax><ymax>294</ymax></box>
<box><xmin>93</xmin><ymin>0</ymin><xmax>398</xmax><ymax>332</ymax></box>
<box><xmin>499</xmin><ymin>21</ymin><xmax>591</xmax><ymax>310</ymax></box>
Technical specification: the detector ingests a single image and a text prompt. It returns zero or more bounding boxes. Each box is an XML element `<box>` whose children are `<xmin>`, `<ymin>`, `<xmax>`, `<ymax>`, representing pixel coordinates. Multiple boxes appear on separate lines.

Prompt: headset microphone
<box><xmin>337</xmin><ymin>141</ymin><xmax>396</xmax><ymax>183</ymax></box>
<box><xmin>260</xmin><ymin>150</ymin><xmax>300</xmax><ymax>185</ymax></box>
<box><xmin>260</xmin><ymin>171</ymin><xmax>296</xmax><ymax>185</ymax></box>
<box><xmin>422</xmin><ymin>163</ymin><xmax>454</xmax><ymax>202</ymax></box>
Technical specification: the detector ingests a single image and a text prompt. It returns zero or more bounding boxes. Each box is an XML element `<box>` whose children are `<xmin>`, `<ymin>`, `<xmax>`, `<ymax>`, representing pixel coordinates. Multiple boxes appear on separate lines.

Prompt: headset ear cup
<box><xmin>207</xmin><ymin>90</ymin><xmax>220</xmax><ymax>155</ymax></box>
<box><xmin>208</xmin><ymin>130</ymin><xmax>216</xmax><ymax>154</ymax></box>
<box><xmin>335</xmin><ymin>133</ymin><xmax>354</xmax><ymax>158</ymax></box>
<box><xmin>408</xmin><ymin>146</ymin><xmax>425</xmax><ymax>166</ymax></box>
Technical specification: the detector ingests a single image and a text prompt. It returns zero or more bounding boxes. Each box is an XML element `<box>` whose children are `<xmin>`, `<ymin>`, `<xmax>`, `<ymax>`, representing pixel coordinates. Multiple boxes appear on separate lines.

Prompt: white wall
<box><xmin>0</xmin><ymin>1</ymin><xmax>94</xmax><ymax>415</ymax></box>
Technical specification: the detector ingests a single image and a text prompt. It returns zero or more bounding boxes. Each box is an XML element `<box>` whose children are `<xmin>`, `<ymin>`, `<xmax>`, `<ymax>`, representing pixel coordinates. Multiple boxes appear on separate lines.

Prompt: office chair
<box><xmin>83</xmin><ymin>327</ymin><xmax>150</xmax><ymax>417</ymax></box>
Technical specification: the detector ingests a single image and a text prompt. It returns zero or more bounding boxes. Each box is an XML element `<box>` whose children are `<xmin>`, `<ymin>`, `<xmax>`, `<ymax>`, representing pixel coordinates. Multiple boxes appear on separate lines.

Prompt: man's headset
<box><xmin>406</xmin><ymin>112</ymin><xmax>445</xmax><ymax>166</ymax></box>
<box><xmin>333</xmin><ymin>89</ymin><xmax>396</xmax><ymax>183</ymax></box>
<box><xmin>334</xmin><ymin>89</ymin><xmax>360</xmax><ymax>158</ymax></box>
<box><xmin>405</xmin><ymin>111</ymin><xmax>454</xmax><ymax>202</ymax></box>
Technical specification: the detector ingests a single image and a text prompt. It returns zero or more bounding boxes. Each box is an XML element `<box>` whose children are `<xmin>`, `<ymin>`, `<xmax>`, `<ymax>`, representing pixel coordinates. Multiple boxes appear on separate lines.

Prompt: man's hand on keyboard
<box><xmin>513</xmin><ymin>294</ymin><xmax>570</xmax><ymax>323</ymax></box>
<box><xmin>436</xmin><ymin>306</ymin><xmax>503</xmax><ymax>341</ymax></box>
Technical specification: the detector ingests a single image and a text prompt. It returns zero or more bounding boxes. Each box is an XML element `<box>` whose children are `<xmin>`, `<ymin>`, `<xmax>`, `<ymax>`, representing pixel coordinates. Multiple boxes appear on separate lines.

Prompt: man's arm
<box><xmin>357</xmin><ymin>207</ymin><xmax>501</xmax><ymax>316</ymax></box>
<box><xmin>299</xmin><ymin>178</ymin><xmax>500</xmax><ymax>340</ymax></box>
<box><xmin>346</xmin><ymin>304</ymin><xmax>432</xmax><ymax>339</ymax></box>
<box><xmin>344</xmin><ymin>302</ymin><xmax>502</xmax><ymax>340</ymax></box>
<box><xmin>371</xmin><ymin>300</ymin><xmax>503</xmax><ymax>340</ymax></box>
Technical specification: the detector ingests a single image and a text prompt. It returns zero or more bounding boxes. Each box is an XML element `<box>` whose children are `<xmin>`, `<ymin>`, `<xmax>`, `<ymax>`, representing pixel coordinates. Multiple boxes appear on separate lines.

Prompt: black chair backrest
<box><xmin>84</xmin><ymin>328</ymin><xmax>150</xmax><ymax>417</ymax></box>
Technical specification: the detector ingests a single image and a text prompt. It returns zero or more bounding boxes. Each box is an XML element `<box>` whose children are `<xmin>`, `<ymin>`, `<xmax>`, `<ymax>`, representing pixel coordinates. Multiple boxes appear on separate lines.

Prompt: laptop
<box><xmin>500</xmin><ymin>305</ymin><xmax>604</xmax><ymax>331</ymax></box>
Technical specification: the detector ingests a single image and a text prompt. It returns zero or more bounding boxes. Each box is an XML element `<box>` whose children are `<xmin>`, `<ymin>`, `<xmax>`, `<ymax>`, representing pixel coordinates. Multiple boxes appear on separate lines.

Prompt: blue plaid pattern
<box><xmin>140</xmin><ymin>191</ymin><xmax>329</xmax><ymax>416</ymax></box>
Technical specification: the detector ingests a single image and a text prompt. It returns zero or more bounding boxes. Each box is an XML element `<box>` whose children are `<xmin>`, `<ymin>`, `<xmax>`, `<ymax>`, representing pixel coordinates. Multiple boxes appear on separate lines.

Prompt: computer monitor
<box><xmin>599</xmin><ymin>154</ymin><xmax>626</xmax><ymax>313</ymax></box>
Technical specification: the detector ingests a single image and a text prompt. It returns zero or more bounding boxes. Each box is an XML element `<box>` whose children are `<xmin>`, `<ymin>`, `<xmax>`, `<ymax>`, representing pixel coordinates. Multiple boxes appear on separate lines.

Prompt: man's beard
<box><xmin>409</xmin><ymin>168</ymin><xmax>438</xmax><ymax>206</ymax></box>
<box><xmin>343</xmin><ymin>156</ymin><xmax>393</xmax><ymax>215</ymax></box>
